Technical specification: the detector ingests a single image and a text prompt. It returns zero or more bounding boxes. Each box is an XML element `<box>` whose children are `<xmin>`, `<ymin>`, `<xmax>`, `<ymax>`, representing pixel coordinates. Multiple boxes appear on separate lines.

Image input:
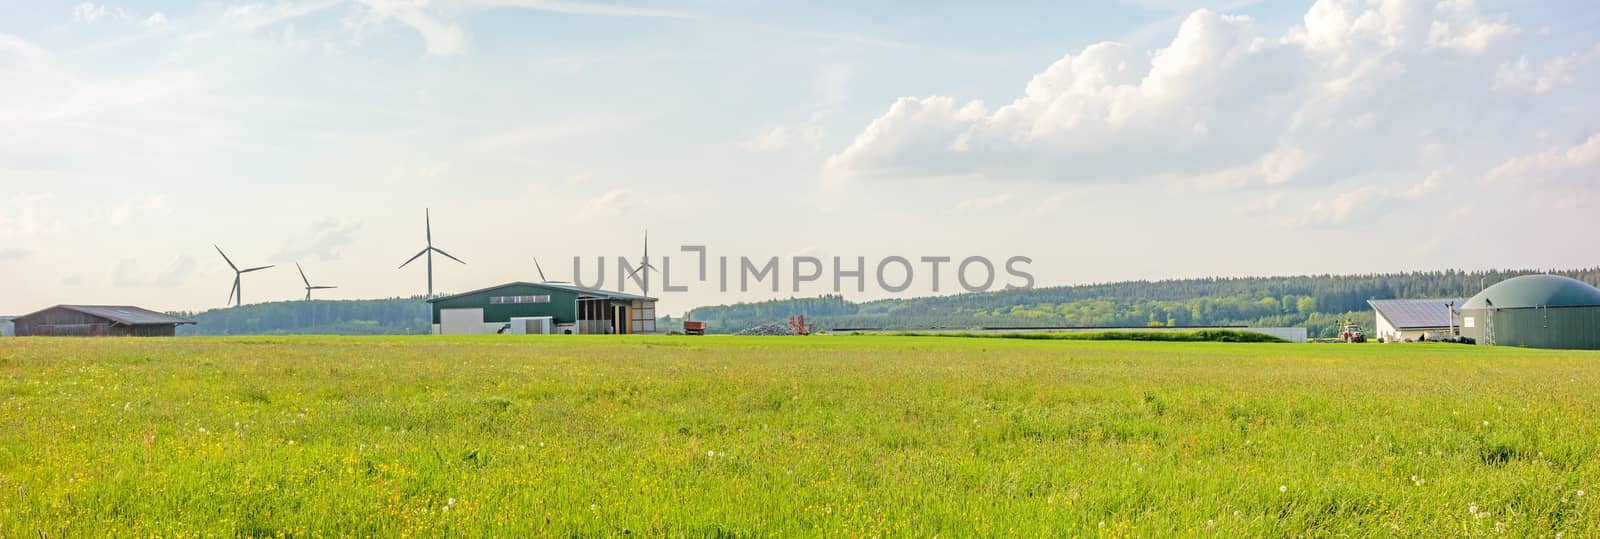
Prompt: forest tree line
<box><xmin>165</xmin><ymin>268</ymin><xmax>1600</xmax><ymax>337</ymax></box>
<box><xmin>686</xmin><ymin>268</ymin><xmax>1600</xmax><ymax>338</ymax></box>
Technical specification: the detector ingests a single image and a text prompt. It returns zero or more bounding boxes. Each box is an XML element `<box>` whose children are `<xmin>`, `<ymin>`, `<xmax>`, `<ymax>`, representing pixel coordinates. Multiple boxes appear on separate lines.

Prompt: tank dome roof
<box><xmin>1462</xmin><ymin>275</ymin><xmax>1600</xmax><ymax>309</ymax></box>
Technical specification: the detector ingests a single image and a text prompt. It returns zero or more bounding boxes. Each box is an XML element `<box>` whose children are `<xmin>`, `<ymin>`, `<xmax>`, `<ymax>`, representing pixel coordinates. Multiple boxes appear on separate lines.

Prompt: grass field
<box><xmin>2</xmin><ymin>336</ymin><xmax>1598</xmax><ymax>537</ymax></box>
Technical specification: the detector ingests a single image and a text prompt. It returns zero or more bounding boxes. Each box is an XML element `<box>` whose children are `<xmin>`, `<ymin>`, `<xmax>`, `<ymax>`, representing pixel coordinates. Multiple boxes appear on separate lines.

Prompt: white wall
<box><xmin>440</xmin><ymin>308</ymin><xmax>496</xmax><ymax>335</ymax></box>
<box><xmin>1375</xmin><ymin>311</ymin><xmax>1398</xmax><ymax>341</ymax></box>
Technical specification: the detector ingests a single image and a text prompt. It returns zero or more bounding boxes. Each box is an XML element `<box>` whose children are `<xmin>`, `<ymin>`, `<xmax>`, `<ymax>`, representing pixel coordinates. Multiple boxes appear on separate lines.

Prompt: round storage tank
<box><xmin>1459</xmin><ymin>275</ymin><xmax>1600</xmax><ymax>349</ymax></box>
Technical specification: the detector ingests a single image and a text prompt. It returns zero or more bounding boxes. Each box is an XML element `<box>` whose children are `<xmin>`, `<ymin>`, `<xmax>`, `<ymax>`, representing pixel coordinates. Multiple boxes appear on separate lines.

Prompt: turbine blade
<box><xmin>296</xmin><ymin>262</ymin><xmax>309</xmax><ymax>287</ymax></box>
<box><xmin>214</xmin><ymin>245</ymin><xmax>238</xmax><ymax>271</ymax></box>
<box><xmin>227</xmin><ymin>277</ymin><xmax>237</xmax><ymax>305</ymax></box>
<box><xmin>432</xmin><ymin>247</ymin><xmax>465</xmax><ymax>265</ymax></box>
<box><xmin>534</xmin><ymin>257</ymin><xmax>547</xmax><ymax>281</ymax></box>
<box><xmin>311</xmin><ymin>286</ymin><xmax>337</xmax><ymax>290</ymax></box>
<box><xmin>425</xmin><ymin>208</ymin><xmax>432</xmax><ymax>246</ymax></box>
<box><xmin>399</xmin><ymin>248</ymin><xmax>428</xmax><ymax>269</ymax></box>
<box><xmin>240</xmin><ymin>265</ymin><xmax>274</xmax><ymax>273</ymax></box>
<box><xmin>627</xmin><ymin>265</ymin><xmax>645</xmax><ymax>279</ymax></box>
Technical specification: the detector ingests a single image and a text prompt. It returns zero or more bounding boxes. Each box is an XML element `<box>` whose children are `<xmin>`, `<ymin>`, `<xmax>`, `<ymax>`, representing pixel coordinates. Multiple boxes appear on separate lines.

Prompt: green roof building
<box><xmin>426</xmin><ymin>282</ymin><xmax>657</xmax><ymax>335</ymax></box>
<box><xmin>1459</xmin><ymin>275</ymin><xmax>1600</xmax><ymax>349</ymax></box>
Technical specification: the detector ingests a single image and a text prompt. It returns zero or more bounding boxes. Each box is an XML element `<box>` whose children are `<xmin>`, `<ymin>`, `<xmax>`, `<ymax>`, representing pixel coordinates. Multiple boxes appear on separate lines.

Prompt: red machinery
<box><xmin>683</xmin><ymin>321</ymin><xmax>707</xmax><ymax>336</ymax></box>
<box><xmin>788</xmin><ymin>315</ymin><xmax>814</xmax><ymax>336</ymax></box>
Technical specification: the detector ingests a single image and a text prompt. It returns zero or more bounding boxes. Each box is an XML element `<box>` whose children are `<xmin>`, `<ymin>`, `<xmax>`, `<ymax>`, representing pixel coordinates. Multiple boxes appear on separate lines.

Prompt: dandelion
<box><xmin>1483</xmin><ymin>421</ymin><xmax>1490</xmax><ymax>426</ymax></box>
<box><xmin>707</xmin><ymin>450</ymin><xmax>715</xmax><ymax>457</ymax></box>
<box><xmin>1279</xmin><ymin>485</ymin><xmax>1287</xmax><ymax>493</ymax></box>
<box><xmin>448</xmin><ymin>497</ymin><xmax>456</xmax><ymax>505</ymax></box>
<box><xmin>1206</xmin><ymin>519</ymin><xmax>1215</xmax><ymax>528</ymax></box>
<box><xmin>1578</xmin><ymin>489</ymin><xmax>1586</xmax><ymax>497</ymax></box>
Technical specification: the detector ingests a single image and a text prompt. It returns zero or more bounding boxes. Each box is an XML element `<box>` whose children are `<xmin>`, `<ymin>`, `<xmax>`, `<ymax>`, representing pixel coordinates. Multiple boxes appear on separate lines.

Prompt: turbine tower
<box><xmin>214</xmin><ymin>245</ymin><xmax>274</xmax><ymax>307</ymax></box>
<box><xmin>296</xmin><ymin>262</ymin><xmax>337</xmax><ymax>301</ymax></box>
<box><xmin>625</xmin><ymin>230</ymin><xmax>658</xmax><ymax>297</ymax></box>
<box><xmin>398</xmin><ymin>208</ymin><xmax>465</xmax><ymax>298</ymax></box>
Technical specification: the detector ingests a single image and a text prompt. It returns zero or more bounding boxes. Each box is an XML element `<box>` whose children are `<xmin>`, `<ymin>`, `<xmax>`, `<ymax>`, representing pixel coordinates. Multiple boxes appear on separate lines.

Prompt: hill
<box><xmin>685</xmin><ymin>268</ymin><xmax>1600</xmax><ymax>338</ymax></box>
<box><xmin>173</xmin><ymin>298</ymin><xmax>431</xmax><ymax>336</ymax></box>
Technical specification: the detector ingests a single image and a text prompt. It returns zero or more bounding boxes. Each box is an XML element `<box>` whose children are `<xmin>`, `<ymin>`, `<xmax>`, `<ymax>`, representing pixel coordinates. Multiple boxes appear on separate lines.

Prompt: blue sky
<box><xmin>1</xmin><ymin>0</ymin><xmax>1597</xmax><ymax>315</ymax></box>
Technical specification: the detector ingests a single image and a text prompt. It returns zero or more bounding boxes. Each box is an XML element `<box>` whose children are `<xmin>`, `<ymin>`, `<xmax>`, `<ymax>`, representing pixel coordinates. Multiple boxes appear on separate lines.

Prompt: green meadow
<box><xmin>1</xmin><ymin>336</ymin><xmax>1597</xmax><ymax>536</ymax></box>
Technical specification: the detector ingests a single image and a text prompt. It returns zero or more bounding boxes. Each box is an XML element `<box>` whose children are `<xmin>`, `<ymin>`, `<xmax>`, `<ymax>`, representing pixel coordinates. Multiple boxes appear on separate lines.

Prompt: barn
<box><xmin>0</xmin><ymin>316</ymin><xmax>14</xmax><ymax>337</ymax></box>
<box><xmin>1459</xmin><ymin>274</ymin><xmax>1600</xmax><ymax>349</ymax></box>
<box><xmin>427</xmin><ymin>282</ymin><xmax>657</xmax><ymax>335</ymax></box>
<box><xmin>12</xmin><ymin>305</ymin><xmax>196</xmax><ymax>337</ymax></box>
<box><xmin>1368</xmin><ymin>298</ymin><xmax>1463</xmax><ymax>342</ymax></box>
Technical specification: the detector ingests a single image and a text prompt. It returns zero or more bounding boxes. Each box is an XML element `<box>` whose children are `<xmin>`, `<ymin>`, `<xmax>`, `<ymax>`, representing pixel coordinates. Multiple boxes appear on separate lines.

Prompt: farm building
<box><xmin>1</xmin><ymin>316</ymin><xmax>13</xmax><ymax>337</ymax></box>
<box><xmin>1368</xmin><ymin>298</ymin><xmax>1463</xmax><ymax>342</ymax></box>
<box><xmin>1459</xmin><ymin>275</ymin><xmax>1600</xmax><ymax>349</ymax></box>
<box><xmin>12</xmin><ymin>305</ymin><xmax>195</xmax><ymax>337</ymax></box>
<box><xmin>427</xmin><ymin>282</ymin><xmax>657</xmax><ymax>335</ymax></box>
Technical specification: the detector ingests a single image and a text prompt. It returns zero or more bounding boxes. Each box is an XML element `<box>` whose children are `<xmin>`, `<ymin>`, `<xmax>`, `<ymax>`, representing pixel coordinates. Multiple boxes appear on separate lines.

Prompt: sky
<box><xmin>1</xmin><ymin>0</ymin><xmax>1597</xmax><ymax>316</ymax></box>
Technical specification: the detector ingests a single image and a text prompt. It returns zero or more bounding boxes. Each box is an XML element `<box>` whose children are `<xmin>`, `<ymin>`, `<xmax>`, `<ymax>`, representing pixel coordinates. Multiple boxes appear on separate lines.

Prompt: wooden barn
<box><xmin>12</xmin><ymin>305</ymin><xmax>195</xmax><ymax>337</ymax></box>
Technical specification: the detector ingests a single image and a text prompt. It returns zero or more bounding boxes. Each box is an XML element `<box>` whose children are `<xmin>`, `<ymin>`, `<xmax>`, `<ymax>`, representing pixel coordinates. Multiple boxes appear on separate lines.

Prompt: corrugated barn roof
<box><xmin>45</xmin><ymin>305</ymin><xmax>195</xmax><ymax>326</ymax></box>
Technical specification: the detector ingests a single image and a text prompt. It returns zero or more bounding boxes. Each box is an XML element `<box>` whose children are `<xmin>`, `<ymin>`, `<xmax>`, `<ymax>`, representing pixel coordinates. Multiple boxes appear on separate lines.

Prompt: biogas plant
<box><xmin>1458</xmin><ymin>275</ymin><xmax>1600</xmax><ymax>350</ymax></box>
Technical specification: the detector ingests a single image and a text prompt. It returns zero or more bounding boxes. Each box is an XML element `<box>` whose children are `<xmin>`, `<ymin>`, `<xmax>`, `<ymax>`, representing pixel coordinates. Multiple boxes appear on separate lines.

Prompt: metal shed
<box><xmin>12</xmin><ymin>305</ymin><xmax>196</xmax><ymax>337</ymax></box>
<box><xmin>1459</xmin><ymin>275</ymin><xmax>1600</xmax><ymax>350</ymax></box>
<box><xmin>1369</xmin><ymin>298</ymin><xmax>1463</xmax><ymax>342</ymax></box>
<box><xmin>426</xmin><ymin>282</ymin><xmax>657</xmax><ymax>335</ymax></box>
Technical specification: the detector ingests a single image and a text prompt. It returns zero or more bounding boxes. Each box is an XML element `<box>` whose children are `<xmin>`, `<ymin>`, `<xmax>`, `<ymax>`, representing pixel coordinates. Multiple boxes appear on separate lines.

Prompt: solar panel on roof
<box><xmin>1369</xmin><ymin>299</ymin><xmax>1463</xmax><ymax>329</ymax></box>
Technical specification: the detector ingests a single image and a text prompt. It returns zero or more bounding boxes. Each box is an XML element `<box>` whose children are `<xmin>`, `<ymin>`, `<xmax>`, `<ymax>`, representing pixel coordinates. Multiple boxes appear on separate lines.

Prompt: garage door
<box><xmin>440</xmin><ymin>308</ymin><xmax>487</xmax><ymax>334</ymax></box>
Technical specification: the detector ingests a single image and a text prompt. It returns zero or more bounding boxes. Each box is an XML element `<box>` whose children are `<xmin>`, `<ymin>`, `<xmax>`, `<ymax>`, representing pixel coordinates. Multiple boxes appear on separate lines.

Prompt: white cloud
<box><xmin>73</xmin><ymin>3</ymin><xmax>113</xmax><ymax>23</ymax></box>
<box><xmin>352</xmin><ymin>0</ymin><xmax>467</xmax><ymax>56</ymax></box>
<box><xmin>743</xmin><ymin>125</ymin><xmax>793</xmax><ymax>152</ymax></box>
<box><xmin>742</xmin><ymin>123</ymin><xmax>822</xmax><ymax>152</ymax></box>
<box><xmin>1495</xmin><ymin>43</ymin><xmax>1600</xmax><ymax>95</ymax></box>
<box><xmin>826</xmin><ymin>0</ymin><xmax>1537</xmax><ymax>188</ymax></box>
<box><xmin>110</xmin><ymin>255</ymin><xmax>196</xmax><ymax>288</ymax></box>
<box><xmin>274</xmin><ymin>218</ymin><xmax>362</xmax><ymax>262</ymax></box>
<box><xmin>348</xmin><ymin>0</ymin><xmax>693</xmax><ymax>57</ymax></box>
<box><xmin>1486</xmin><ymin>133</ymin><xmax>1600</xmax><ymax>185</ymax></box>
<box><xmin>745</xmin><ymin>65</ymin><xmax>850</xmax><ymax>152</ymax></box>
<box><xmin>469</xmin><ymin>0</ymin><xmax>693</xmax><ymax>19</ymax></box>
<box><xmin>956</xmin><ymin>194</ymin><xmax>1012</xmax><ymax>211</ymax></box>
<box><xmin>1298</xmin><ymin>169</ymin><xmax>1443</xmax><ymax>226</ymax></box>
<box><xmin>0</xmin><ymin>193</ymin><xmax>59</xmax><ymax>257</ymax></box>
<box><xmin>145</xmin><ymin>13</ymin><xmax>168</xmax><ymax>27</ymax></box>
<box><xmin>1034</xmin><ymin>192</ymin><xmax>1073</xmax><ymax>215</ymax></box>
<box><xmin>98</xmin><ymin>195</ymin><xmax>172</xmax><ymax>226</ymax></box>
<box><xmin>579</xmin><ymin>188</ymin><xmax>637</xmax><ymax>219</ymax></box>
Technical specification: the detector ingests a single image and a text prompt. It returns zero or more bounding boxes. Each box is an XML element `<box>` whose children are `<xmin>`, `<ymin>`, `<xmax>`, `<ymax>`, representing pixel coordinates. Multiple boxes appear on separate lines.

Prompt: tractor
<box><xmin>1341</xmin><ymin>322</ymin><xmax>1366</xmax><ymax>343</ymax></box>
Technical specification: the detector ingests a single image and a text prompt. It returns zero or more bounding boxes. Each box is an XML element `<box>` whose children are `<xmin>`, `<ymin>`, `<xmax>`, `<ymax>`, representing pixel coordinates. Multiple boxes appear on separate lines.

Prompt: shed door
<box><xmin>440</xmin><ymin>308</ymin><xmax>487</xmax><ymax>334</ymax></box>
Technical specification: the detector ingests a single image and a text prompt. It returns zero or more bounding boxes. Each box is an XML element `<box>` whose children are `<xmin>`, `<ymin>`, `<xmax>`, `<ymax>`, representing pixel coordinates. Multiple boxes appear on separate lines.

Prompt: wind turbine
<box><xmin>625</xmin><ymin>230</ymin><xmax>658</xmax><ymax>297</ymax></box>
<box><xmin>215</xmin><ymin>245</ymin><xmax>274</xmax><ymax>307</ymax></box>
<box><xmin>533</xmin><ymin>257</ymin><xmax>570</xmax><ymax>284</ymax></box>
<box><xmin>296</xmin><ymin>262</ymin><xmax>337</xmax><ymax>301</ymax></box>
<box><xmin>398</xmin><ymin>208</ymin><xmax>465</xmax><ymax>298</ymax></box>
